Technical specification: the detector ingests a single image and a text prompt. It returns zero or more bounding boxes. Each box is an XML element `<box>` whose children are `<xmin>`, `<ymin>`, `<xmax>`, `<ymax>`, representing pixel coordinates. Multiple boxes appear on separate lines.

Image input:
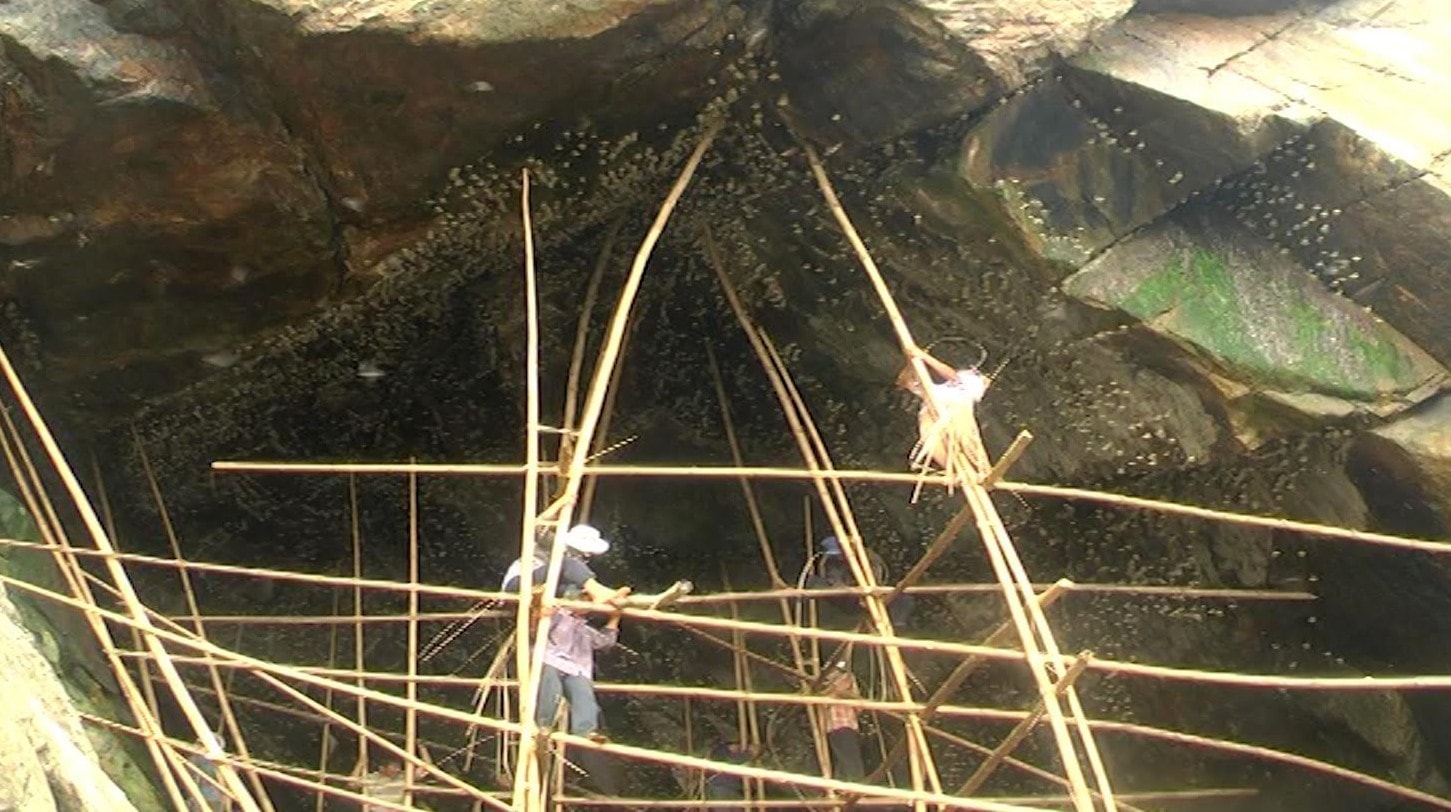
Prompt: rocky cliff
<box><xmin>3</xmin><ymin>0</ymin><xmax>1451</xmax><ymax>809</ymax></box>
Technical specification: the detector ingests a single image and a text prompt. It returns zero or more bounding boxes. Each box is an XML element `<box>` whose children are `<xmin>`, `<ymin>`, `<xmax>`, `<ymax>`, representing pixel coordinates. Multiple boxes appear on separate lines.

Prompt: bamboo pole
<box><xmin>404</xmin><ymin>468</ymin><xmax>422</xmax><ymax>807</ymax></box>
<box><xmin>552</xmin><ymin>790</ymin><xmax>1253</xmax><ymax>808</ymax></box>
<box><xmin>979</xmin><ymin>432</ymin><xmax>1033</xmax><ymax>489</ymax></box>
<box><xmin>513</xmin><ymin>165</ymin><xmax>549</xmax><ymax>811</ymax></box>
<box><xmin>314</xmin><ymin>591</ymin><xmax>342</xmax><ymax>812</ymax></box>
<box><xmin>135</xmin><ymin>433</ymin><xmax>276</xmax><ymax>811</ymax></box>
<box><xmin>349</xmin><ymin>475</ymin><xmax>369</xmax><ymax>777</ymax></box>
<box><xmin>515</xmin><ymin>120</ymin><xmax>720</xmax><ymax>811</ymax></box>
<box><xmin>559</xmin><ymin>218</ymin><xmax>621</xmax><ymax>476</ymax></box>
<box><xmin>211</xmin><ymin>457</ymin><xmax>1451</xmax><ymax>554</ymax></box>
<box><xmin>758</xmin><ymin>332</ymin><xmax>942</xmax><ymax>799</ymax></box>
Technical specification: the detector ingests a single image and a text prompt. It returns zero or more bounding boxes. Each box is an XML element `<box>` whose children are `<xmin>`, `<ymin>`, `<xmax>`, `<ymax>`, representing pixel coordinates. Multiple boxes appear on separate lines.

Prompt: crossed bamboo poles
<box><xmin>0</xmin><ymin>119</ymin><xmax>1448</xmax><ymax>812</ymax></box>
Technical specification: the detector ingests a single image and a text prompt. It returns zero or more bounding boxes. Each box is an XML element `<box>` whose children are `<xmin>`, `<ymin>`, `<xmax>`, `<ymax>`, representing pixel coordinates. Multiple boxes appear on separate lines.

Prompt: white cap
<box><xmin>561</xmin><ymin>524</ymin><xmax>609</xmax><ymax>555</ymax></box>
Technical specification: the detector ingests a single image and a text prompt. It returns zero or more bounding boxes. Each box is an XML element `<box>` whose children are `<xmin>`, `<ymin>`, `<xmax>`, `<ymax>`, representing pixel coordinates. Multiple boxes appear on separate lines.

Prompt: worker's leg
<box><xmin>827</xmin><ymin>727</ymin><xmax>866</xmax><ymax>782</ymax></box>
<box><xmin>536</xmin><ymin>664</ymin><xmax>565</xmax><ymax>729</ymax></box>
<box><xmin>560</xmin><ymin>673</ymin><xmax>601</xmax><ymax>737</ymax></box>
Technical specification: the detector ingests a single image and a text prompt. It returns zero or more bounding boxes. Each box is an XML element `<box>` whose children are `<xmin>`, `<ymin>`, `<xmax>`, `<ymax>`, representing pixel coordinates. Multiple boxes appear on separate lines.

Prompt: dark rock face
<box><xmin>3</xmin><ymin>0</ymin><xmax>1451</xmax><ymax>809</ymax></box>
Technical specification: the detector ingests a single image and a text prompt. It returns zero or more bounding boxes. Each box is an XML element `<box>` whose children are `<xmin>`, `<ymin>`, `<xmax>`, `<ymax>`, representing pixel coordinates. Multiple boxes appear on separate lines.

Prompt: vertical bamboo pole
<box><xmin>513</xmin><ymin>166</ymin><xmax>548</xmax><ymax>810</ymax></box>
<box><xmin>315</xmin><ymin>591</ymin><xmax>342</xmax><ymax>812</ymax></box>
<box><xmin>404</xmin><ymin>468</ymin><xmax>421</xmax><ymax>807</ymax></box>
<box><xmin>349</xmin><ymin>475</ymin><xmax>369</xmax><ymax>777</ymax></box>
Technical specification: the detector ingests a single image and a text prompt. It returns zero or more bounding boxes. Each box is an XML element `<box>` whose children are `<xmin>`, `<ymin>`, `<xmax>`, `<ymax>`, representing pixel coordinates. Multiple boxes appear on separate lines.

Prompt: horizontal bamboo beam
<box><xmin>209</xmin><ymin>460</ymin><xmax>1451</xmax><ymax>552</ymax></box>
<box><xmin>552</xmin><ymin>788</ymin><xmax>1257</xmax><ymax>808</ymax></box>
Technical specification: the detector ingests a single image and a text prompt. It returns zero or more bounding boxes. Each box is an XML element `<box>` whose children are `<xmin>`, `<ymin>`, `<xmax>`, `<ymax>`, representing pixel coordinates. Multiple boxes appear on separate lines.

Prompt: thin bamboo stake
<box><xmin>349</xmin><ymin>475</ymin><xmax>369</xmax><ymax>777</ymax></box>
<box><xmin>516</xmin><ymin>120</ymin><xmax>721</xmax><ymax>811</ymax></box>
<box><xmin>514</xmin><ymin>165</ymin><xmax>548</xmax><ymax>812</ymax></box>
<box><xmin>404</xmin><ymin>468</ymin><xmax>422</xmax><ymax>807</ymax></box>
<box><xmin>705</xmin><ymin>339</ymin><xmax>788</xmax><ymax>589</ymax></box>
<box><xmin>578</xmin><ymin>315</ymin><xmax>636</xmax><ymax>523</ymax></box>
<box><xmin>135</xmin><ymin>433</ymin><xmax>276</xmax><ymax>811</ymax></box>
<box><xmin>959</xmin><ymin>653</ymin><xmax>1093</xmax><ymax>796</ymax></box>
<box><xmin>701</xmin><ymin>315</ymin><xmax>831</xmax><ymax>780</ymax></box>
<box><xmin>315</xmin><ymin>590</ymin><xmax>342</xmax><ymax>812</ymax></box>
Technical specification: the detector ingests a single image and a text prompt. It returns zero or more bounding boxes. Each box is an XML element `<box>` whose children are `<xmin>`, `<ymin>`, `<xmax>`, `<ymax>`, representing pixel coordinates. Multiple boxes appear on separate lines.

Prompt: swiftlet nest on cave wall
<box><xmin>2</xmin><ymin>0</ymin><xmax>1451</xmax><ymax>809</ymax></box>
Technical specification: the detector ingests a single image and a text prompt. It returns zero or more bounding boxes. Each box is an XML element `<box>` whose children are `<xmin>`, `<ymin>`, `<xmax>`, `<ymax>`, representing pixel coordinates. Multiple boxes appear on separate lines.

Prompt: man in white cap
<box><xmin>502</xmin><ymin>524</ymin><xmax>631</xmax><ymax>605</ymax></box>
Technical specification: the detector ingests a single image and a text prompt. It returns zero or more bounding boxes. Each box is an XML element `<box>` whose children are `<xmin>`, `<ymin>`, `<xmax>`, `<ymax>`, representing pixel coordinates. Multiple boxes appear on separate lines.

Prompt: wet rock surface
<box><xmin>0</xmin><ymin>0</ymin><xmax>1449</xmax><ymax>809</ymax></box>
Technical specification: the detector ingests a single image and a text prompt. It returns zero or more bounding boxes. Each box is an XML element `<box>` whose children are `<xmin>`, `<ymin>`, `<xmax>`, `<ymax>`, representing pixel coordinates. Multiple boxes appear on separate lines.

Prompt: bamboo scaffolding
<box><xmin>515</xmin><ymin>121</ymin><xmax>721</xmax><ymax>811</ymax></box>
<box><xmin>73</xmin><ymin>566</ymin><xmax>514</xmax><ymax>812</ymax></box>
<box><xmin>0</xmin><ymin>342</ymin><xmax>261</xmax><ymax>811</ymax></box>
<box><xmin>69</xmin><ymin>565</ymin><xmax>1451</xmax><ymax>812</ymax></box>
<box><xmin>757</xmin><ymin>333</ymin><xmax>944</xmax><ymax>801</ymax></box>
<box><xmin>0</xmin><ymin>399</ymin><xmax>214</xmax><ymax>810</ymax></box>
<box><xmin>701</xmin><ymin>306</ymin><xmax>833</xmax><ymax>779</ymax></box>
<box><xmin>144</xmin><ymin>649</ymin><xmax>1443</xmax><ymax>812</ymax></box>
<box><xmin>709</xmin><ymin>224</ymin><xmax>940</xmax><ymax>802</ymax></box>
<box><xmin>799</xmin><ymin>141</ymin><xmax>1097</xmax><ymax>810</ymax></box>
<box><xmin>0</xmin><ymin>568</ymin><xmax>1057</xmax><ymax>810</ymax></box>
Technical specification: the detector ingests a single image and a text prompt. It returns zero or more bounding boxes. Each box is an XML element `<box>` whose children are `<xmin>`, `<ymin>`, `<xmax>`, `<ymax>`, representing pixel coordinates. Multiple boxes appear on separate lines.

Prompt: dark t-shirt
<box><xmin>501</xmin><ymin>555</ymin><xmax>597</xmax><ymax>595</ymax></box>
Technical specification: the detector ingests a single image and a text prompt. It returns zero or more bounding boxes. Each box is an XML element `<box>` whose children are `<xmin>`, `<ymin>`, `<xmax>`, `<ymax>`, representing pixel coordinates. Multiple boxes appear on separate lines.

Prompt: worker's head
<box><xmin>894</xmin><ymin>362</ymin><xmax>924</xmax><ymax>395</ymax></box>
<box><xmin>560</xmin><ymin>524</ymin><xmax>610</xmax><ymax>558</ymax></box>
<box><xmin>819</xmin><ymin>535</ymin><xmax>842</xmax><ymax>556</ymax></box>
<box><xmin>822</xmin><ymin>660</ymin><xmax>854</xmax><ymax>691</ymax></box>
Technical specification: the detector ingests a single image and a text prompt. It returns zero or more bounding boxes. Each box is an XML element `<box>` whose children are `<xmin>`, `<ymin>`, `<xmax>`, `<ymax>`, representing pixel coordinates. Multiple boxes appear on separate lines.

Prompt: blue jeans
<box><xmin>536</xmin><ymin>665</ymin><xmax>601</xmax><ymax>735</ymax></box>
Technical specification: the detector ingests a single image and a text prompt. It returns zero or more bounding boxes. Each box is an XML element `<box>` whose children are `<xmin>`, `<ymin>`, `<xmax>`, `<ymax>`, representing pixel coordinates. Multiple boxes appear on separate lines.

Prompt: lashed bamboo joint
<box><xmin>0</xmin><ymin>121</ymin><xmax>1444</xmax><ymax>812</ymax></box>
